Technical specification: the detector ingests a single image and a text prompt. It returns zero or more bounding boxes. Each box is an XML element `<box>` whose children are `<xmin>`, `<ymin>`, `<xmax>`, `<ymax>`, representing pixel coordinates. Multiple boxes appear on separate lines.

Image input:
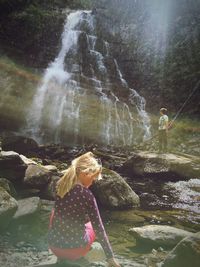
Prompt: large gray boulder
<box><xmin>158</xmin><ymin>231</ymin><xmax>200</xmax><ymax>267</ymax></box>
<box><xmin>129</xmin><ymin>225</ymin><xmax>194</xmax><ymax>247</ymax></box>
<box><xmin>0</xmin><ymin>151</ymin><xmax>27</xmax><ymax>181</ymax></box>
<box><xmin>121</xmin><ymin>151</ymin><xmax>200</xmax><ymax>179</ymax></box>
<box><xmin>13</xmin><ymin>197</ymin><xmax>41</xmax><ymax>220</ymax></box>
<box><xmin>24</xmin><ymin>164</ymin><xmax>52</xmax><ymax>189</ymax></box>
<box><xmin>91</xmin><ymin>168</ymin><xmax>140</xmax><ymax>209</ymax></box>
<box><xmin>41</xmin><ymin>175</ymin><xmax>60</xmax><ymax>200</ymax></box>
<box><xmin>0</xmin><ymin>186</ymin><xmax>18</xmax><ymax>231</ymax></box>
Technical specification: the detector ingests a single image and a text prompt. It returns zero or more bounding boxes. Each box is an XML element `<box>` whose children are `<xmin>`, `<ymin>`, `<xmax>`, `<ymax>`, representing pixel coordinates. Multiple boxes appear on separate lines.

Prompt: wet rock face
<box><xmin>77</xmin><ymin>31</ymin><xmax>94</xmax><ymax>77</ymax></box>
<box><xmin>94</xmin><ymin>38</ymin><xmax>108</xmax><ymax>57</ymax></box>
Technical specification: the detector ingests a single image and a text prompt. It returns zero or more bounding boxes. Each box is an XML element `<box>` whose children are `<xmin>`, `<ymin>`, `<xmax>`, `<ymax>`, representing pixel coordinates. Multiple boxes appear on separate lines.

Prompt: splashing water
<box><xmin>165</xmin><ymin>178</ymin><xmax>200</xmax><ymax>214</ymax></box>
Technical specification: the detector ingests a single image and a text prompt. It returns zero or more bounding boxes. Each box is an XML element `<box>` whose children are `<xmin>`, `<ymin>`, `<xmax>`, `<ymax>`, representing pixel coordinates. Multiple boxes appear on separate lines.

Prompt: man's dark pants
<box><xmin>159</xmin><ymin>129</ymin><xmax>167</xmax><ymax>152</ymax></box>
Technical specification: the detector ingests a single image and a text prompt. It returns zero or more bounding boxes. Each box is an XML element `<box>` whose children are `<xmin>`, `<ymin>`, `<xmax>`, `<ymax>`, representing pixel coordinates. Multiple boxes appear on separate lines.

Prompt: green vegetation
<box><xmin>0</xmin><ymin>0</ymin><xmax>94</xmax><ymax>15</ymax></box>
<box><xmin>169</xmin><ymin>117</ymin><xmax>200</xmax><ymax>152</ymax></box>
<box><xmin>0</xmin><ymin>56</ymin><xmax>39</xmax><ymax>131</ymax></box>
<box><xmin>0</xmin><ymin>55</ymin><xmax>40</xmax><ymax>77</ymax></box>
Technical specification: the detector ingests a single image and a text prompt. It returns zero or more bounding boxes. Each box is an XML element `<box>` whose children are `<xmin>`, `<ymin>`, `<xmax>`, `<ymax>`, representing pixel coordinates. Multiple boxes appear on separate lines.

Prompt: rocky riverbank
<box><xmin>0</xmin><ymin>136</ymin><xmax>200</xmax><ymax>267</ymax></box>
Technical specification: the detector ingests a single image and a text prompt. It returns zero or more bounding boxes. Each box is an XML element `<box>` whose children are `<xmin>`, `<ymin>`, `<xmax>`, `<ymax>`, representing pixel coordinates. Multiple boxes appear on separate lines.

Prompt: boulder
<box><xmin>84</xmin><ymin>242</ymin><xmax>106</xmax><ymax>263</ymax></box>
<box><xmin>41</xmin><ymin>175</ymin><xmax>60</xmax><ymax>200</ymax></box>
<box><xmin>43</xmin><ymin>165</ymin><xmax>58</xmax><ymax>173</ymax></box>
<box><xmin>0</xmin><ymin>178</ymin><xmax>17</xmax><ymax>197</ymax></box>
<box><xmin>19</xmin><ymin>154</ymin><xmax>38</xmax><ymax>165</ymax></box>
<box><xmin>129</xmin><ymin>225</ymin><xmax>194</xmax><ymax>248</ymax></box>
<box><xmin>0</xmin><ymin>150</ymin><xmax>24</xmax><ymax>166</ymax></box>
<box><xmin>1</xmin><ymin>135</ymin><xmax>39</xmax><ymax>154</ymax></box>
<box><xmin>91</xmin><ymin>168</ymin><xmax>140</xmax><ymax>209</ymax></box>
<box><xmin>24</xmin><ymin>164</ymin><xmax>52</xmax><ymax>189</ymax></box>
<box><xmin>13</xmin><ymin>196</ymin><xmax>41</xmax><ymax>220</ymax></box>
<box><xmin>0</xmin><ymin>186</ymin><xmax>18</xmax><ymax>231</ymax></box>
<box><xmin>0</xmin><ymin>151</ymin><xmax>27</xmax><ymax>181</ymax></box>
<box><xmin>158</xmin><ymin>231</ymin><xmax>200</xmax><ymax>267</ymax></box>
<box><xmin>120</xmin><ymin>151</ymin><xmax>200</xmax><ymax>179</ymax></box>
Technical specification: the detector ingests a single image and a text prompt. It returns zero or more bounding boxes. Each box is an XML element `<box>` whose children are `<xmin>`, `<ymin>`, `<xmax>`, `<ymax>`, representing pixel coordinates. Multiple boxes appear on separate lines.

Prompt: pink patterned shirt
<box><xmin>48</xmin><ymin>184</ymin><xmax>113</xmax><ymax>259</ymax></box>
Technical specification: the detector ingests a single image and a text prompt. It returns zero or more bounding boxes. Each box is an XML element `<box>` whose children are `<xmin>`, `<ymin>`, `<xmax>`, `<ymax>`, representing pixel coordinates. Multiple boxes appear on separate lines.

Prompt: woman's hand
<box><xmin>107</xmin><ymin>257</ymin><xmax>121</xmax><ymax>267</ymax></box>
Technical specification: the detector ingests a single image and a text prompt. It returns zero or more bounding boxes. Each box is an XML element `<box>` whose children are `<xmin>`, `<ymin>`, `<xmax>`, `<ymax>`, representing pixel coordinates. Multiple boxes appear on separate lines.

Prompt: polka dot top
<box><xmin>48</xmin><ymin>184</ymin><xmax>114</xmax><ymax>259</ymax></box>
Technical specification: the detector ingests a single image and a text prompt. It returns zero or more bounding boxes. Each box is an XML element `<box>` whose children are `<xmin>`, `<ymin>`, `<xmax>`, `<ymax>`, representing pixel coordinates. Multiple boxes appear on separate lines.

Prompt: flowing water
<box><xmin>24</xmin><ymin>10</ymin><xmax>151</xmax><ymax>146</ymax></box>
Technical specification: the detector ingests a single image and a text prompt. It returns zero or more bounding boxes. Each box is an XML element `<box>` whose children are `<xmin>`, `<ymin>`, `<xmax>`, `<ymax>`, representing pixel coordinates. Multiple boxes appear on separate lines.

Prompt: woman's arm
<box><xmin>84</xmin><ymin>189</ymin><xmax>121</xmax><ymax>267</ymax></box>
<box><xmin>84</xmin><ymin>189</ymin><xmax>114</xmax><ymax>259</ymax></box>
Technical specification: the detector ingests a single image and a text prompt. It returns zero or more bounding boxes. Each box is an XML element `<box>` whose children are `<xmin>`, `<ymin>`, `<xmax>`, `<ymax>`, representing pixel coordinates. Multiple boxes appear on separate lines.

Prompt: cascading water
<box><xmin>25</xmin><ymin>10</ymin><xmax>151</xmax><ymax>146</ymax></box>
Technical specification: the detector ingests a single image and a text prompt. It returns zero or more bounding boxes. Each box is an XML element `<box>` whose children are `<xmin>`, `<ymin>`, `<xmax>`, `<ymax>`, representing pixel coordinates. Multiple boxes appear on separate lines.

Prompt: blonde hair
<box><xmin>56</xmin><ymin>152</ymin><xmax>102</xmax><ymax>198</ymax></box>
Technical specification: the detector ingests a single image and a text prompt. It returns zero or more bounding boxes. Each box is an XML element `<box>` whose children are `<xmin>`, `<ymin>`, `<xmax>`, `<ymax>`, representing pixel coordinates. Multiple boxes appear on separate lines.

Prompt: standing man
<box><xmin>158</xmin><ymin>108</ymin><xmax>169</xmax><ymax>153</ymax></box>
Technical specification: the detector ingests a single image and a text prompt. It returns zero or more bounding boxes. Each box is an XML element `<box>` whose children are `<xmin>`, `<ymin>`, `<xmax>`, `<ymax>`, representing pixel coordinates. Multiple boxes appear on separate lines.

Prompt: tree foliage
<box><xmin>0</xmin><ymin>0</ymin><xmax>94</xmax><ymax>15</ymax></box>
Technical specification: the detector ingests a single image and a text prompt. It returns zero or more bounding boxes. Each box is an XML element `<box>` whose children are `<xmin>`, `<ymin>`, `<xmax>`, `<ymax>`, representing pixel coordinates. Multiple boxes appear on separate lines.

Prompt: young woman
<box><xmin>48</xmin><ymin>152</ymin><xmax>121</xmax><ymax>267</ymax></box>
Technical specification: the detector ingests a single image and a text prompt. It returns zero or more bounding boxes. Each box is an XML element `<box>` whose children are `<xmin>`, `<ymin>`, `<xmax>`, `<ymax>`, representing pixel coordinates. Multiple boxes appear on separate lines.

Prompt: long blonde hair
<box><xmin>56</xmin><ymin>151</ymin><xmax>101</xmax><ymax>198</ymax></box>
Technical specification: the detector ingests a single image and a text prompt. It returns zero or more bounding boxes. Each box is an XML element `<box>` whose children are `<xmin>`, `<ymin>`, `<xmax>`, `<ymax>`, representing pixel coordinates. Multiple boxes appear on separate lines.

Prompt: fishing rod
<box><xmin>142</xmin><ymin>78</ymin><xmax>200</xmax><ymax>144</ymax></box>
<box><xmin>169</xmin><ymin>79</ymin><xmax>200</xmax><ymax>126</ymax></box>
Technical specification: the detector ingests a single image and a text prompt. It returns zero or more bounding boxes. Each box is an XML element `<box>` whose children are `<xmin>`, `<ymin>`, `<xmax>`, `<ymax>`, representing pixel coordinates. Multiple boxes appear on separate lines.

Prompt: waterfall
<box><xmin>25</xmin><ymin>10</ymin><xmax>151</xmax><ymax>146</ymax></box>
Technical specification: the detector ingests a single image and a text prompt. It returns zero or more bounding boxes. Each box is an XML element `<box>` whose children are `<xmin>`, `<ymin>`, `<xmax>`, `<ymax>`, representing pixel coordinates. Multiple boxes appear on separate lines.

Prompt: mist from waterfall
<box><xmin>25</xmin><ymin>10</ymin><xmax>151</xmax><ymax>146</ymax></box>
